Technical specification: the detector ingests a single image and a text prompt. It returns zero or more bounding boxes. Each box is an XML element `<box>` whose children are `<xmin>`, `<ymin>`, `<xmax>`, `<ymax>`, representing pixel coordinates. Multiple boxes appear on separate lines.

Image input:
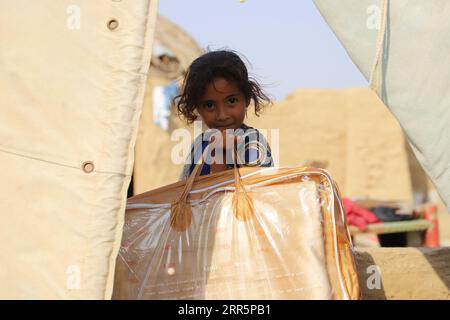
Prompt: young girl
<box><xmin>175</xmin><ymin>50</ymin><xmax>274</xmax><ymax>180</ymax></box>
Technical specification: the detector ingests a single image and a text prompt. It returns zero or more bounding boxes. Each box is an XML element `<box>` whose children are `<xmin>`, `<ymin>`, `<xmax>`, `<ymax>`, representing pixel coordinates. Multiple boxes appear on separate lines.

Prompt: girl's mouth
<box><xmin>214</xmin><ymin>124</ymin><xmax>235</xmax><ymax>131</ymax></box>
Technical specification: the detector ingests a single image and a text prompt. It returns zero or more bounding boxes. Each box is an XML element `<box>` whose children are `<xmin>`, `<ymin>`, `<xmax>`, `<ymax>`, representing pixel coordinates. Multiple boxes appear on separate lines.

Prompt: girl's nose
<box><xmin>216</xmin><ymin>105</ymin><xmax>230</xmax><ymax>121</ymax></box>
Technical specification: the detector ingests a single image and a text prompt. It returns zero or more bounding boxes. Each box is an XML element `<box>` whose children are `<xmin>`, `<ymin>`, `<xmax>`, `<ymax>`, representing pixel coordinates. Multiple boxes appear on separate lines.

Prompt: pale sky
<box><xmin>158</xmin><ymin>0</ymin><xmax>368</xmax><ymax>100</ymax></box>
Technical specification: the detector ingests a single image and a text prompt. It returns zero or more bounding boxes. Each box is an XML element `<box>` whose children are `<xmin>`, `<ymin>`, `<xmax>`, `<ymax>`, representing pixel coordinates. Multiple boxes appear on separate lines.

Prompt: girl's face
<box><xmin>196</xmin><ymin>77</ymin><xmax>248</xmax><ymax>131</ymax></box>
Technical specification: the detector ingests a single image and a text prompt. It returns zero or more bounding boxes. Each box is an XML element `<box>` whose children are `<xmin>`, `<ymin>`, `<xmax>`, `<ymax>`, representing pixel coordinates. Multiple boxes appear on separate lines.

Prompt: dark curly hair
<box><xmin>174</xmin><ymin>50</ymin><xmax>272</xmax><ymax>124</ymax></box>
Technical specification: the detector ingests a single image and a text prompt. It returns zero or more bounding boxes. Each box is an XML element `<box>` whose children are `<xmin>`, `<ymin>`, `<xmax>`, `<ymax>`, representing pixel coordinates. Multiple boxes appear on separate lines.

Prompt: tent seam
<box><xmin>0</xmin><ymin>147</ymin><xmax>130</xmax><ymax>176</ymax></box>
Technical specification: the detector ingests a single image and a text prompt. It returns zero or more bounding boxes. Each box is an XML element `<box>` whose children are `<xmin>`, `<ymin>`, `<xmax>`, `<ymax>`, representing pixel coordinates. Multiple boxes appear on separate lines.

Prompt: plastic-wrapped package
<box><xmin>113</xmin><ymin>164</ymin><xmax>360</xmax><ymax>300</ymax></box>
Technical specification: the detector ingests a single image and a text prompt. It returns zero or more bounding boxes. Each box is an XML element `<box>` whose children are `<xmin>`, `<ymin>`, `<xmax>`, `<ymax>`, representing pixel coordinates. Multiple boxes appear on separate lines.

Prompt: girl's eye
<box><xmin>227</xmin><ymin>97</ymin><xmax>238</xmax><ymax>104</ymax></box>
<box><xmin>202</xmin><ymin>102</ymin><xmax>215</xmax><ymax>110</ymax></box>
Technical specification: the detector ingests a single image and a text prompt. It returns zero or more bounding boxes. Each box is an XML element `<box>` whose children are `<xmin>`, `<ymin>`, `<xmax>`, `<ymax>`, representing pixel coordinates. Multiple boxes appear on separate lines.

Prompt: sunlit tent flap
<box><xmin>313</xmin><ymin>0</ymin><xmax>450</xmax><ymax>211</ymax></box>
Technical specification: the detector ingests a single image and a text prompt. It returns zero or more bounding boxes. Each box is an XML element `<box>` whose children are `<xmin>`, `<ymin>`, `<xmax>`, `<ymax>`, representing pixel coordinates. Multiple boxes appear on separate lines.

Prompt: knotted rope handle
<box><xmin>170</xmin><ymin>136</ymin><xmax>255</xmax><ymax>232</ymax></box>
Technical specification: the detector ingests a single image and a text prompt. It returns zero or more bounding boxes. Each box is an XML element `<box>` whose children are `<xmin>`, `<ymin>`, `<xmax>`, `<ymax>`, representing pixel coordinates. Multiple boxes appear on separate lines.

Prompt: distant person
<box><xmin>175</xmin><ymin>50</ymin><xmax>274</xmax><ymax>180</ymax></box>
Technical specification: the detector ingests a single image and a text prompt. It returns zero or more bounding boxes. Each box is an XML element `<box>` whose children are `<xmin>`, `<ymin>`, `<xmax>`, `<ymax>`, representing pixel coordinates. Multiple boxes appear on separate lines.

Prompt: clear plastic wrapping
<box><xmin>113</xmin><ymin>166</ymin><xmax>360</xmax><ymax>300</ymax></box>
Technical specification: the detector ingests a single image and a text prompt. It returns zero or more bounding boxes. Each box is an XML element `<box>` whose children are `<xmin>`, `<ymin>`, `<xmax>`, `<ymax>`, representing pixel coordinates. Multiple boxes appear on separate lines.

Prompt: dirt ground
<box><xmin>355</xmin><ymin>247</ymin><xmax>450</xmax><ymax>299</ymax></box>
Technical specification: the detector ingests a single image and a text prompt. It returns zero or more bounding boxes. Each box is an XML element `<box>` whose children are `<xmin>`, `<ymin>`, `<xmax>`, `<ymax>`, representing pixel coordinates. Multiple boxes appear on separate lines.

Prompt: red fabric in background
<box><xmin>342</xmin><ymin>198</ymin><xmax>380</xmax><ymax>231</ymax></box>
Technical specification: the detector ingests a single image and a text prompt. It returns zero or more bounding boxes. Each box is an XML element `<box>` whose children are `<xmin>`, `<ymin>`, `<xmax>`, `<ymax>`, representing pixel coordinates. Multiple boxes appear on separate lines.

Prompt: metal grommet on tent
<box><xmin>82</xmin><ymin>161</ymin><xmax>95</xmax><ymax>174</ymax></box>
<box><xmin>107</xmin><ymin>19</ymin><xmax>119</xmax><ymax>31</ymax></box>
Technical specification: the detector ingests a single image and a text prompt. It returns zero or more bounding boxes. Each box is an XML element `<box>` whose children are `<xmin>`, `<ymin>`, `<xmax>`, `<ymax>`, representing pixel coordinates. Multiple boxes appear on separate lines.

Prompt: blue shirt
<box><xmin>180</xmin><ymin>123</ymin><xmax>274</xmax><ymax>179</ymax></box>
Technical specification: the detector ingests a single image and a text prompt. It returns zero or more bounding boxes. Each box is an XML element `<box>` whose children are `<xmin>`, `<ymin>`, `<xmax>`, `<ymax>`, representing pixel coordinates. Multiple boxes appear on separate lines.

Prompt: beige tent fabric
<box><xmin>247</xmin><ymin>88</ymin><xmax>414</xmax><ymax>204</ymax></box>
<box><xmin>151</xmin><ymin>15</ymin><xmax>203</xmax><ymax>79</ymax></box>
<box><xmin>0</xmin><ymin>0</ymin><xmax>159</xmax><ymax>299</ymax></box>
<box><xmin>133</xmin><ymin>17</ymin><xmax>202</xmax><ymax>195</ymax></box>
<box><xmin>313</xmin><ymin>0</ymin><xmax>450</xmax><ymax>211</ymax></box>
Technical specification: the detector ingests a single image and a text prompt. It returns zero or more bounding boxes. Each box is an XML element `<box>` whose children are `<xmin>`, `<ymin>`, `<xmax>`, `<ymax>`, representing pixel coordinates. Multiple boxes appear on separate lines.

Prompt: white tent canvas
<box><xmin>313</xmin><ymin>0</ymin><xmax>450</xmax><ymax>211</ymax></box>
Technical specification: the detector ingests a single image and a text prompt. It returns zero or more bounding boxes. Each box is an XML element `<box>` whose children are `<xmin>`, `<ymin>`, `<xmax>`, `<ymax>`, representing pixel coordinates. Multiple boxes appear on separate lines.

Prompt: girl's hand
<box><xmin>209</xmin><ymin>130</ymin><xmax>243</xmax><ymax>171</ymax></box>
<box><xmin>210</xmin><ymin>129</ymin><xmax>243</xmax><ymax>150</ymax></box>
